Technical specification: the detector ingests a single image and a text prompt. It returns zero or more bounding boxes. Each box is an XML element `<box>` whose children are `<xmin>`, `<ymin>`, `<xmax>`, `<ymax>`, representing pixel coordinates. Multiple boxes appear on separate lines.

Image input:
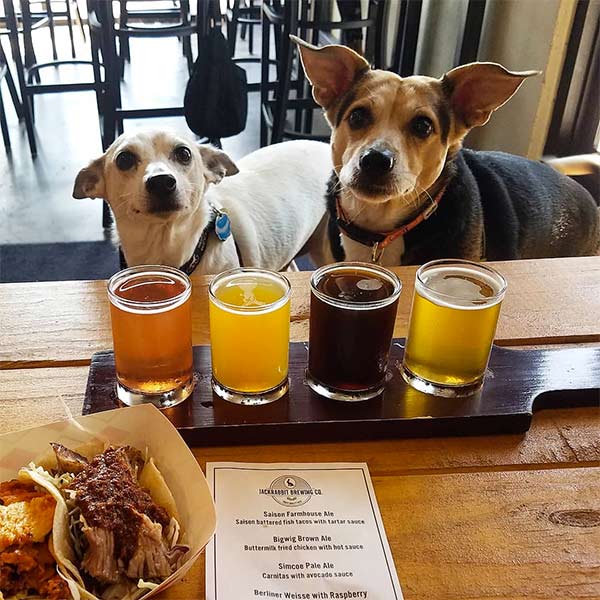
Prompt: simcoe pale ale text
<box><xmin>307</xmin><ymin>262</ymin><xmax>402</xmax><ymax>401</ymax></box>
<box><xmin>108</xmin><ymin>266</ymin><xmax>193</xmax><ymax>407</ymax></box>
<box><xmin>402</xmin><ymin>260</ymin><xmax>507</xmax><ymax>393</ymax></box>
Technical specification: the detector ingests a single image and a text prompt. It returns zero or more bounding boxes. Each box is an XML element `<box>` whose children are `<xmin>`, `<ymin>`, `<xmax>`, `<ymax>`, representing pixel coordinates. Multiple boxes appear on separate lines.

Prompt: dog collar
<box><xmin>334</xmin><ymin>184</ymin><xmax>446</xmax><ymax>263</ymax></box>
<box><xmin>179</xmin><ymin>204</ymin><xmax>237</xmax><ymax>275</ymax></box>
<box><xmin>119</xmin><ymin>204</ymin><xmax>241</xmax><ymax>276</ymax></box>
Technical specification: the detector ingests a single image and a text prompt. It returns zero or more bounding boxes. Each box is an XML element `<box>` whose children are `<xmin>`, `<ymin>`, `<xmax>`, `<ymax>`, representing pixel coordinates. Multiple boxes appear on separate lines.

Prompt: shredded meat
<box><xmin>69</xmin><ymin>446</ymin><xmax>175</xmax><ymax>584</ymax></box>
<box><xmin>80</xmin><ymin>526</ymin><xmax>119</xmax><ymax>584</ymax></box>
<box><xmin>0</xmin><ymin>542</ymin><xmax>71</xmax><ymax>600</ymax></box>
<box><xmin>51</xmin><ymin>442</ymin><xmax>89</xmax><ymax>475</ymax></box>
<box><xmin>125</xmin><ymin>514</ymin><xmax>172</xmax><ymax>580</ymax></box>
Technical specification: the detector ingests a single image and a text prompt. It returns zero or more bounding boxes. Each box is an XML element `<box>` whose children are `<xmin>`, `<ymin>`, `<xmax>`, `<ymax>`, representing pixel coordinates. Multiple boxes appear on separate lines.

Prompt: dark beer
<box><xmin>307</xmin><ymin>263</ymin><xmax>402</xmax><ymax>401</ymax></box>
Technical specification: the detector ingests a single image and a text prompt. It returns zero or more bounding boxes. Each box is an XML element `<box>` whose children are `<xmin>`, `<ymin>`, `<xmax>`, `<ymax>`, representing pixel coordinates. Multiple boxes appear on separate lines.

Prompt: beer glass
<box><xmin>401</xmin><ymin>259</ymin><xmax>507</xmax><ymax>396</ymax></box>
<box><xmin>209</xmin><ymin>268</ymin><xmax>291</xmax><ymax>405</ymax></box>
<box><xmin>108</xmin><ymin>265</ymin><xmax>194</xmax><ymax>408</ymax></box>
<box><xmin>306</xmin><ymin>262</ymin><xmax>402</xmax><ymax>401</ymax></box>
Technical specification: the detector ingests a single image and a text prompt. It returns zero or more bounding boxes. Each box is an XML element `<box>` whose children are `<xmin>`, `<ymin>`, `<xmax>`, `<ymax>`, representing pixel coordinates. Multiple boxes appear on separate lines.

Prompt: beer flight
<box><xmin>107</xmin><ymin>259</ymin><xmax>507</xmax><ymax>408</ymax></box>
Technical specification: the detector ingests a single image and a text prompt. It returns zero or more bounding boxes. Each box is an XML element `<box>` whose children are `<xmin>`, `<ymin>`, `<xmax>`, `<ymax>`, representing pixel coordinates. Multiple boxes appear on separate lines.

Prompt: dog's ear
<box><xmin>198</xmin><ymin>145</ymin><xmax>239</xmax><ymax>185</ymax></box>
<box><xmin>73</xmin><ymin>157</ymin><xmax>106</xmax><ymax>199</ymax></box>
<box><xmin>443</xmin><ymin>62</ymin><xmax>538</xmax><ymax>129</ymax></box>
<box><xmin>291</xmin><ymin>35</ymin><xmax>370</xmax><ymax>110</ymax></box>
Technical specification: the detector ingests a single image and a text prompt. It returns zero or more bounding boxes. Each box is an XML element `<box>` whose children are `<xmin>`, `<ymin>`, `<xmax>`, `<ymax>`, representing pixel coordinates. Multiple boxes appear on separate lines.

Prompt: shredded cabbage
<box><xmin>22</xmin><ymin>463</ymin><xmax>74</xmax><ymax>488</ymax></box>
<box><xmin>136</xmin><ymin>580</ymin><xmax>158</xmax><ymax>591</ymax></box>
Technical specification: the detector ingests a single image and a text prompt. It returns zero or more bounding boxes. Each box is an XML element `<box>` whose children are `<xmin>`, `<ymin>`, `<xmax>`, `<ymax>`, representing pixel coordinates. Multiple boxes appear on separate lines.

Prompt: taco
<box><xmin>0</xmin><ymin>478</ymin><xmax>71</xmax><ymax>599</ymax></box>
<box><xmin>22</xmin><ymin>443</ymin><xmax>189</xmax><ymax>600</ymax></box>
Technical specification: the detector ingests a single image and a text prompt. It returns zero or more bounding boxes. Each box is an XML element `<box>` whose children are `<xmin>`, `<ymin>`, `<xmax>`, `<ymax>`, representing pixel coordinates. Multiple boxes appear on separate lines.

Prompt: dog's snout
<box><xmin>359</xmin><ymin>147</ymin><xmax>395</xmax><ymax>174</ymax></box>
<box><xmin>146</xmin><ymin>173</ymin><xmax>177</xmax><ymax>196</ymax></box>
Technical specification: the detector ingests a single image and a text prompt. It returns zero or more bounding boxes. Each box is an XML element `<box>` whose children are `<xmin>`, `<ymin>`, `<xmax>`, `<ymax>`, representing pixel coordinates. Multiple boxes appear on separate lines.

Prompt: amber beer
<box><xmin>108</xmin><ymin>266</ymin><xmax>193</xmax><ymax>408</ymax></box>
<box><xmin>401</xmin><ymin>259</ymin><xmax>507</xmax><ymax>395</ymax></box>
<box><xmin>307</xmin><ymin>263</ymin><xmax>402</xmax><ymax>401</ymax></box>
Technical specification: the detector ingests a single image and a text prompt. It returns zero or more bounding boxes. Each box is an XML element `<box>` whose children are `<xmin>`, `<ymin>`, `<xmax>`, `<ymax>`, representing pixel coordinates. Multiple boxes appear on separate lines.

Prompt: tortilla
<box><xmin>21</xmin><ymin>444</ymin><xmax>187</xmax><ymax>600</ymax></box>
<box><xmin>138</xmin><ymin>458</ymin><xmax>180</xmax><ymax>523</ymax></box>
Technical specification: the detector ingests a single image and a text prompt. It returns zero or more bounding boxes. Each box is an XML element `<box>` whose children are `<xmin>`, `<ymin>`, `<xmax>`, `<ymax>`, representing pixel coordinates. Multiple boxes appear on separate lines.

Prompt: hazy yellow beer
<box><xmin>402</xmin><ymin>260</ymin><xmax>507</xmax><ymax>395</ymax></box>
<box><xmin>209</xmin><ymin>268</ymin><xmax>291</xmax><ymax>404</ymax></box>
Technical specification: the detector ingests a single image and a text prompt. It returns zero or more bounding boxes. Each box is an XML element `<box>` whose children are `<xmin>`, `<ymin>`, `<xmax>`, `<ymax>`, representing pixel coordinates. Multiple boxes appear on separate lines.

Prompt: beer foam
<box><xmin>210</xmin><ymin>271</ymin><xmax>290</xmax><ymax>314</ymax></box>
<box><xmin>109</xmin><ymin>271</ymin><xmax>191</xmax><ymax>314</ymax></box>
<box><xmin>416</xmin><ymin>265</ymin><xmax>505</xmax><ymax>310</ymax></box>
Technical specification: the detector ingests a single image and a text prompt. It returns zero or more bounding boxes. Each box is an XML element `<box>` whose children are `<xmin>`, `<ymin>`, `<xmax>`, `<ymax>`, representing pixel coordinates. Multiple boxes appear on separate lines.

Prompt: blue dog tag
<box><xmin>215</xmin><ymin>210</ymin><xmax>231</xmax><ymax>241</ymax></box>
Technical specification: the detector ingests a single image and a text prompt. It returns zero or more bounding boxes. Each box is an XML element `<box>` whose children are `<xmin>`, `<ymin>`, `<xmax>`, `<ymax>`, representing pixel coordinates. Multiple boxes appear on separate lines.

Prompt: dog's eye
<box><xmin>411</xmin><ymin>116</ymin><xmax>434</xmax><ymax>139</ymax></box>
<box><xmin>174</xmin><ymin>146</ymin><xmax>192</xmax><ymax>165</ymax></box>
<box><xmin>348</xmin><ymin>107</ymin><xmax>371</xmax><ymax>130</ymax></box>
<box><xmin>116</xmin><ymin>151</ymin><xmax>137</xmax><ymax>171</ymax></box>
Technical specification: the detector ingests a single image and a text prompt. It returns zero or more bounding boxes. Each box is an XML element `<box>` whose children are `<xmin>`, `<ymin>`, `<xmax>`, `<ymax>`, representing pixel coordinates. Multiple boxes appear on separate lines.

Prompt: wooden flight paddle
<box><xmin>83</xmin><ymin>341</ymin><xmax>600</xmax><ymax>446</ymax></box>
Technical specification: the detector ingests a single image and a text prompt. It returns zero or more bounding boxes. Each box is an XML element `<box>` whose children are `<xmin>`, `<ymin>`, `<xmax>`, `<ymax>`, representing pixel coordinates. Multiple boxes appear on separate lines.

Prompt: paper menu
<box><xmin>206</xmin><ymin>463</ymin><xmax>403</xmax><ymax>600</ymax></box>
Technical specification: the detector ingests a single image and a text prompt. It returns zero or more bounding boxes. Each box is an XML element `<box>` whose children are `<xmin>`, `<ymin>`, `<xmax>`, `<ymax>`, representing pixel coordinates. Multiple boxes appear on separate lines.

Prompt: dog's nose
<box><xmin>359</xmin><ymin>148</ymin><xmax>395</xmax><ymax>174</ymax></box>
<box><xmin>146</xmin><ymin>174</ymin><xmax>177</xmax><ymax>196</ymax></box>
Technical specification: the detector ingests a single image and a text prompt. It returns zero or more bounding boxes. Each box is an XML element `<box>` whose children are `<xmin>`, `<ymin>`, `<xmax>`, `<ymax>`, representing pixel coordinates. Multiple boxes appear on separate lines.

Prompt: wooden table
<box><xmin>1</xmin><ymin>257</ymin><xmax>599</xmax><ymax>599</ymax></box>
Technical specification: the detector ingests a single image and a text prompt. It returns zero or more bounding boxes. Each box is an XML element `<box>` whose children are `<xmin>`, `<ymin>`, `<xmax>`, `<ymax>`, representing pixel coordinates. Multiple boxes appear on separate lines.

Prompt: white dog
<box><xmin>73</xmin><ymin>130</ymin><xmax>333</xmax><ymax>274</ymax></box>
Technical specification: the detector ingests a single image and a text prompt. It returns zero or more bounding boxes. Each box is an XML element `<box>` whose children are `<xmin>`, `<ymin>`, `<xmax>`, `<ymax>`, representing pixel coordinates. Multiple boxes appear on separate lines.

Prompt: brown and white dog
<box><xmin>293</xmin><ymin>37</ymin><xmax>599</xmax><ymax>265</ymax></box>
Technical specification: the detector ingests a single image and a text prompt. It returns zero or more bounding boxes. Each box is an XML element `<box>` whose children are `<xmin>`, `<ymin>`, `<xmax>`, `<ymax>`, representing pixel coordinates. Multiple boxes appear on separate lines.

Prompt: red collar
<box><xmin>335</xmin><ymin>186</ymin><xmax>447</xmax><ymax>262</ymax></box>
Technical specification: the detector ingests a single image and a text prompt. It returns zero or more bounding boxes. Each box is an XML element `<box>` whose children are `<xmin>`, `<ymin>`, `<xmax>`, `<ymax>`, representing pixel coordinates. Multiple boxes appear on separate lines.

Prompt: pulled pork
<box><xmin>50</xmin><ymin>442</ymin><xmax>89</xmax><ymax>475</ymax></box>
<box><xmin>68</xmin><ymin>445</ymin><xmax>182</xmax><ymax>584</ymax></box>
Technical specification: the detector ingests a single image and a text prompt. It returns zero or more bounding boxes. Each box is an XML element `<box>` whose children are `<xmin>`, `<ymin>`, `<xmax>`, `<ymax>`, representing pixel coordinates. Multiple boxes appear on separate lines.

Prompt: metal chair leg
<box><xmin>46</xmin><ymin>1</ymin><xmax>59</xmax><ymax>61</ymax></box>
<box><xmin>102</xmin><ymin>201</ymin><xmax>113</xmax><ymax>229</ymax></box>
<box><xmin>181</xmin><ymin>0</ymin><xmax>193</xmax><ymax>74</ymax></box>
<box><xmin>260</xmin><ymin>4</ymin><xmax>270</xmax><ymax>147</ymax></box>
<box><xmin>0</xmin><ymin>42</ymin><xmax>23</xmax><ymax>119</ymax></box>
<box><xmin>271</xmin><ymin>1</ymin><xmax>297</xmax><ymax>145</ymax></box>
<box><xmin>228</xmin><ymin>0</ymin><xmax>239</xmax><ymax>57</ymax></box>
<box><xmin>119</xmin><ymin>0</ymin><xmax>130</xmax><ymax>61</ymax></box>
<box><xmin>74</xmin><ymin>0</ymin><xmax>86</xmax><ymax>41</ymax></box>
<box><xmin>248</xmin><ymin>0</ymin><xmax>254</xmax><ymax>53</ymax></box>
<box><xmin>0</xmin><ymin>87</ymin><xmax>11</xmax><ymax>151</ymax></box>
<box><xmin>3</xmin><ymin>0</ymin><xmax>37</xmax><ymax>156</ymax></box>
<box><xmin>21</xmin><ymin>1</ymin><xmax>41</xmax><ymax>83</ymax></box>
<box><xmin>65</xmin><ymin>0</ymin><xmax>77</xmax><ymax>58</ymax></box>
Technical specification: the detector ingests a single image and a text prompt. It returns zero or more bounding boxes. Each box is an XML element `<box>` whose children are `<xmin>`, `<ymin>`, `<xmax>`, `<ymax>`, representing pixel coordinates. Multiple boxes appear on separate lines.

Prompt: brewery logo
<box><xmin>259</xmin><ymin>475</ymin><xmax>321</xmax><ymax>507</ymax></box>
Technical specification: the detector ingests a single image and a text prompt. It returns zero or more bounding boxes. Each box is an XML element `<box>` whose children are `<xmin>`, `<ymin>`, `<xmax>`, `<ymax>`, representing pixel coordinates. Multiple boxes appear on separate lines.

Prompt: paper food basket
<box><xmin>0</xmin><ymin>404</ymin><xmax>217</xmax><ymax>598</ymax></box>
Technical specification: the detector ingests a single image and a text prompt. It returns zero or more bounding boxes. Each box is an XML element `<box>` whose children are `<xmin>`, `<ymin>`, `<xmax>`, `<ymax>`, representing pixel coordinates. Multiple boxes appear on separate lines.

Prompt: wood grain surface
<box><xmin>158</xmin><ymin>468</ymin><xmax>600</xmax><ymax>600</ymax></box>
<box><xmin>1</xmin><ymin>368</ymin><xmax>598</xmax><ymax>474</ymax></box>
<box><xmin>1</xmin><ymin>256</ymin><xmax>599</xmax><ymax>599</ymax></box>
<box><xmin>1</xmin><ymin>257</ymin><xmax>599</xmax><ymax>369</ymax></box>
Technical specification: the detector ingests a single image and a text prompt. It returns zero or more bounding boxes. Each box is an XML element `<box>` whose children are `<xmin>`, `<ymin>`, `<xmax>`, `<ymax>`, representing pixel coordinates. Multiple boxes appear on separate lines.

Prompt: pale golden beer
<box><xmin>401</xmin><ymin>260</ymin><xmax>507</xmax><ymax>395</ymax></box>
<box><xmin>209</xmin><ymin>268</ymin><xmax>291</xmax><ymax>405</ymax></box>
